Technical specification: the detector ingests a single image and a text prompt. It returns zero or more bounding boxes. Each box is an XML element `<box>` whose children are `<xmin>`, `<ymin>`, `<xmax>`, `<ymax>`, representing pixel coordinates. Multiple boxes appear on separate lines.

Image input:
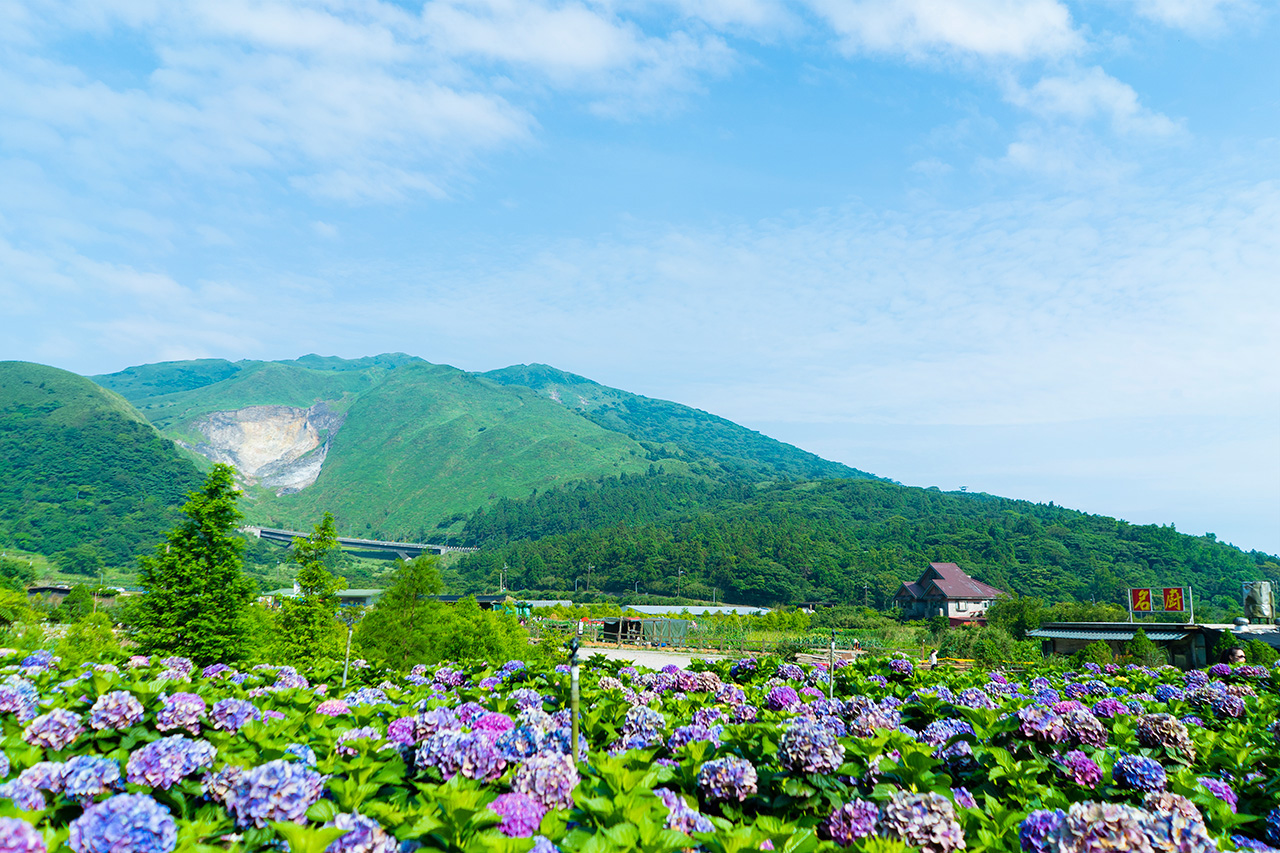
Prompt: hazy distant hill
<box><xmin>93</xmin><ymin>354</ymin><xmax>876</xmax><ymax>538</ymax></box>
<box><xmin>0</xmin><ymin>361</ymin><xmax>203</xmax><ymax>569</ymax></box>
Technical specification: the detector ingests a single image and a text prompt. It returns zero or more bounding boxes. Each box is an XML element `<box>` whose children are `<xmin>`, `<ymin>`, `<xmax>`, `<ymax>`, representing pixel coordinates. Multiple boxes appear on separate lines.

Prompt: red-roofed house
<box><xmin>893</xmin><ymin>563</ymin><xmax>1006</xmax><ymax>623</ymax></box>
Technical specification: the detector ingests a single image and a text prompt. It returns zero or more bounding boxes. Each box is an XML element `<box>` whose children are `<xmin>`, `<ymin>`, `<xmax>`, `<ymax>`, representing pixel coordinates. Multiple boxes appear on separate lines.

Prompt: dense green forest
<box><xmin>453</xmin><ymin>472</ymin><xmax>1280</xmax><ymax>613</ymax></box>
<box><xmin>0</xmin><ymin>362</ymin><xmax>204</xmax><ymax>572</ymax></box>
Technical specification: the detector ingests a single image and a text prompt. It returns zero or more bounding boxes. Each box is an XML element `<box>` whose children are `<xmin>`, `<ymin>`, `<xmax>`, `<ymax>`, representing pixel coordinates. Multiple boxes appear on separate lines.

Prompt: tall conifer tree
<box><xmin>131</xmin><ymin>464</ymin><xmax>255</xmax><ymax>664</ymax></box>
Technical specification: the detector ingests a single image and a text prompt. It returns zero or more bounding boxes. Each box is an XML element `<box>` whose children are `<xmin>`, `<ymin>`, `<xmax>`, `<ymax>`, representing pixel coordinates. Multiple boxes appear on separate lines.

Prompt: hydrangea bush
<box><xmin>0</xmin><ymin>648</ymin><xmax>1275</xmax><ymax>853</ymax></box>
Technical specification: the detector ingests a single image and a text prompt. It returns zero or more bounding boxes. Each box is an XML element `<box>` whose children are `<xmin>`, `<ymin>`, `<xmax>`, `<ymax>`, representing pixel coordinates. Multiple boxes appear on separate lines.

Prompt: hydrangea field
<box><xmin>0</xmin><ymin>647</ymin><xmax>1278</xmax><ymax>853</ymax></box>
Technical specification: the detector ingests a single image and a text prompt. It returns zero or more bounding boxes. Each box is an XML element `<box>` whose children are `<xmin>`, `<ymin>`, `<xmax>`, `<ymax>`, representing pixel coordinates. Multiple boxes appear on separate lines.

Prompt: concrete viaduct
<box><xmin>242</xmin><ymin>526</ymin><xmax>477</xmax><ymax>560</ymax></box>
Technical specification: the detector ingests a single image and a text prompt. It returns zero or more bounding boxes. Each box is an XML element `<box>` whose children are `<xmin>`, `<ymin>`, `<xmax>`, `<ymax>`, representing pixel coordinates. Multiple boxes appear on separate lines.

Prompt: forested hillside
<box><xmin>483</xmin><ymin>363</ymin><xmax>878</xmax><ymax>482</ymax></box>
<box><xmin>0</xmin><ymin>362</ymin><xmax>203</xmax><ymax>572</ymax></box>
<box><xmin>453</xmin><ymin>473</ymin><xmax>1280</xmax><ymax>612</ymax></box>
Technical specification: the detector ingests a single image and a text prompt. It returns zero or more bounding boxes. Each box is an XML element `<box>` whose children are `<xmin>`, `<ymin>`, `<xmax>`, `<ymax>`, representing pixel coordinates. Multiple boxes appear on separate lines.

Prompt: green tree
<box><xmin>276</xmin><ymin>513</ymin><xmax>346</xmax><ymax>665</ymax></box>
<box><xmin>129</xmin><ymin>464</ymin><xmax>256</xmax><ymax>665</ymax></box>
<box><xmin>1075</xmin><ymin>640</ymin><xmax>1114</xmax><ymax>666</ymax></box>
<box><xmin>1124</xmin><ymin>628</ymin><xmax>1166</xmax><ymax>667</ymax></box>
<box><xmin>0</xmin><ymin>557</ymin><xmax>35</xmax><ymax>591</ymax></box>
<box><xmin>55</xmin><ymin>544</ymin><xmax>105</xmax><ymax>578</ymax></box>
<box><xmin>56</xmin><ymin>585</ymin><xmax>95</xmax><ymax>623</ymax></box>
<box><xmin>353</xmin><ymin>555</ymin><xmax>443</xmax><ymax>670</ymax></box>
<box><xmin>985</xmin><ymin>595</ymin><xmax>1046</xmax><ymax>641</ymax></box>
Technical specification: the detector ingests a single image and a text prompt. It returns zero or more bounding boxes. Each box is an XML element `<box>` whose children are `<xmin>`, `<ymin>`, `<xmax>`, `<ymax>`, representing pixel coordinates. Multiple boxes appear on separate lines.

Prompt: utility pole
<box><xmin>500</xmin><ymin>563</ymin><xmax>507</xmax><ymax>593</ymax></box>
<box><xmin>586</xmin><ymin>564</ymin><xmax>593</xmax><ymax>592</ymax></box>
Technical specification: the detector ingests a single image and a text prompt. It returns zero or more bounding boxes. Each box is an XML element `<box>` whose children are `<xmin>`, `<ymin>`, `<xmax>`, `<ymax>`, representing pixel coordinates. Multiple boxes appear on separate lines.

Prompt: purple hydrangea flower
<box><xmin>612</xmin><ymin>705</ymin><xmax>665</xmax><ymax>752</ymax></box>
<box><xmin>1061</xmin><ymin>708</ymin><xmax>1108</xmax><ymax>749</ymax></box>
<box><xmin>89</xmin><ymin>692</ymin><xmax>145</xmax><ymax>731</ymax></box>
<box><xmin>0</xmin><ymin>816</ymin><xmax>45</xmax><ymax>852</ymax></box>
<box><xmin>226</xmin><ymin>759</ymin><xmax>326</xmax><ymax>827</ymax></box>
<box><xmin>60</xmin><ymin>755</ymin><xmax>121</xmax><ymax>801</ymax></box>
<box><xmin>18</xmin><ymin>762</ymin><xmax>64</xmax><ymax>793</ymax></box>
<box><xmin>1016</xmin><ymin>705</ymin><xmax>1067</xmax><ymax>744</ymax></box>
<box><xmin>489</xmin><ymin>793</ymin><xmax>547</xmax><ymax>838</ymax></box>
<box><xmin>1154</xmin><ymin>684</ymin><xmax>1183</xmax><ymax>703</ymax></box>
<box><xmin>433</xmin><ymin>667</ymin><xmax>466</xmax><ymax>688</ymax></box>
<box><xmin>730</xmin><ymin>658</ymin><xmax>758</xmax><ymax>680</ymax></box>
<box><xmin>696</xmin><ymin>756</ymin><xmax>758</xmax><ymax>803</ymax></box>
<box><xmin>209</xmin><ymin>699</ymin><xmax>259</xmax><ymax>733</ymax></box>
<box><xmin>473</xmin><ymin>712</ymin><xmax>516</xmax><ymax>734</ymax></box>
<box><xmin>667</xmin><ymin>724</ymin><xmax>722</xmax><ymax>752</ymax></box>
<box><xmin>957</xmin><ymin>687</ymin><xmax>997</xmax><ymax>710</ymax></box>
<box><xmin>0</xmin><ymin>781</ymin><xmax>47</xmax><ymax>812</ymax></box>
<box><xmin>1091</xmin><ymin>698</ymin><xmax>1126</xmax><ymax>718</ymax></box>
<box><xmin>387</xmin><ymin>716</ymin><xmax>416</xmax><ymax>746</ymax></box>
<box><xmin>456</xmin><ymin>732</ymin><xmax>507</xmax><ymax>782</ymax></box>
<box><xmin>920</xmin><ymin>719</ymin><xmax>975</xmax><ymax>759</ymax></box>
<box><xmin>126</xmin><ymin>735</ymin><xmax>216</xmax><ymax>790</ymax></box>
<box><xmin>67</xmin><ymin>793</ymin><xmax>176</xmax><ymax>853</ymax></box>
<box><xmin>952</xmin><ymin>787</ymin><xmax>976</xmax><ymax>809</ymax></box>
<box><xmin>335</xmin><ymin>727</ymin><xmax>383</xmax><ymax>758</ymax></box>
<box><xmin>824</xmin><ymin>799</ymin><xmax>879</xmax><ymax>845</ymax></box>
<box><xmin>23</xmin><ymin>709</ymin><xmax>83</xmax><ymax>751</ymax></box>
<box><xmin>1113</xmin><ymin>754</ymin><xmax>1167</xmax><ymax>792</ymax></box>
<box><xmin>888</xmin><ymin>658</ymin><xmax>914</xmax><ymax>678</ymax></box>
<box><xmin>765</xmin><ymin>685</ymin><xmax>801</xmax><ymax>711</ymax></box>
<box><xmin>155</xmin><ymin>694</ymin><xmax>205</xmax><ymax>734</ymax></box>
<box><xmin>1197</xmin><ymin>776</ymin><xmax>1237</xmax><ymax>813</ymax></box>
<box><xmin>775</xmin><ymin>663</ymin><xmax>804</xmax><ymax>681</ymax></box>
<box><xmin>779</xmin><ymin>719</ymin><xmax>845</xmax><ymax>774</ymax></box>
<box><xmin>655</xmin><ymin>788</ymin><xmax>713</xmax><ymax>834</ymax></box>
<box><xmin>1061</xmin><ymin>750</ymin><xmax>1102</xmax><ymax>788</ymax></box>
<box><xmin>882</xmin><ymin>791</ymin><xmax>964</xmax><ymax>853</ymax></box>
<box><xmin>323</xmin><ymin>810</ymin><xmax>398</xmax><ymax>853</ymax></box>
<box><xmin>1020</xmin><ymin>808</ymin><xmax>1066</xmax><ymax>853</ymax></box>
<box><xmin>512</xmin><ymin>752</ymin><xmax>577</xmax><ymax>811</ymax></box>
<box><xmin>0</xmin><ymin>677</ymin><xmax>40</xmax><ymax>723</ymax></box>
<box><xmin>200</xmin><ymin>765</ymin><xmax>244</xmax><ymax>805</ymax></box>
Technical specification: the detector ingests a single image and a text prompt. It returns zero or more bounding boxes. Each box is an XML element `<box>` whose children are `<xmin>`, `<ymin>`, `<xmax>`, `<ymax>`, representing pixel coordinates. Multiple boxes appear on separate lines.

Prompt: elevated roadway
<box><xmin>242</xmin><ymin>526</ymin><xmax>477</xmax><ymax>560</ymax></box>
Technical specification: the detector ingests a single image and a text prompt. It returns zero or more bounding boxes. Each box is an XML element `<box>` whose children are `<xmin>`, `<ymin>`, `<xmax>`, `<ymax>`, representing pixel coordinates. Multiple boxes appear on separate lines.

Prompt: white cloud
<box><xmin>1007</xmin><ymin>66</ymin><xmax>1181</xmax><ymax>136</ymax></box>
<box><xmin>805</xmin><ymin>0</ymin><xmax>1082</xmax><ymax>61</ymax></box>
<box><xmin>1126</xmin><ymin>0</ymin><xmax>1260</xmax><ymax>33</ymax></box>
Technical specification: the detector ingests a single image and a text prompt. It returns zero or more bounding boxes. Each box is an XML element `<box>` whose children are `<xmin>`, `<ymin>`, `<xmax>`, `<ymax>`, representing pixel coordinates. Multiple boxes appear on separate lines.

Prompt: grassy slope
<box><xmin>483</xmin><ymin>364</ymin><xmax>879</xmax><ymax>482</ymax></box>
<box><xmin>247</xmin><ymin>362</ymin><xmax>675</xmax><ymax>537</ymax></box>
<box><xmin>0</xmin><ymin>362</ymin><xmax>203</xmax><ymax>568</ymax></box>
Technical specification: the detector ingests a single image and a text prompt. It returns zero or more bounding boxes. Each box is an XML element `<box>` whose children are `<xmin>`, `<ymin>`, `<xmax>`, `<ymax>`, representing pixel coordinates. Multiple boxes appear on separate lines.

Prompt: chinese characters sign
<box><xmin>1129</xmin><ymin>587</ymin><xmax>1187</xmax><ymax>613</ymax></box>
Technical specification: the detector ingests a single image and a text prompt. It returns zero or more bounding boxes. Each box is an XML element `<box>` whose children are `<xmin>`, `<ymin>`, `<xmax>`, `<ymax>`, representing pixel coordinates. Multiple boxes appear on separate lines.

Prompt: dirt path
<box><xmin>580</xmin><ymin>645</ymin><xmax>733</xmax><ymax>669</ymax></box>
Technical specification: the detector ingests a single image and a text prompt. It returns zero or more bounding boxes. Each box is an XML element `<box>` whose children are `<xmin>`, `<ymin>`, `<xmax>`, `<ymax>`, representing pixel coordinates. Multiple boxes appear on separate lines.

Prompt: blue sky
<box><xmin>1</xmin><ymin>0</ymin><xmax>1277</xmax><ymax>555</ymax></box>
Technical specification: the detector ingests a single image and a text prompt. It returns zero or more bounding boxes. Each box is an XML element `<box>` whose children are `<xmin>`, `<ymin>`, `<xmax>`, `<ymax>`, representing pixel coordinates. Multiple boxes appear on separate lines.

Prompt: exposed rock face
<box><xmin>188</xmin><ymin>403</ymin><xmax>344</xmax><ymax>494</ymax></box>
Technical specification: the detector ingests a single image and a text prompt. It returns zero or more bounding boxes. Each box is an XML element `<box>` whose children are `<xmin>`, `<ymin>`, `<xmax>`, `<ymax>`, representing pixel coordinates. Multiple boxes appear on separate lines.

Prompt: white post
<box><xmin>1188</xmin><ymin>587</ymin><xmax>1194</xmax><ymax>625</ymax></box>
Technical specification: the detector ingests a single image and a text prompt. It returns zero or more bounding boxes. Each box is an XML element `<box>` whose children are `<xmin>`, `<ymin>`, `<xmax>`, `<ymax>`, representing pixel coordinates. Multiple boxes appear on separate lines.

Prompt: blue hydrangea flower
<box><xmin>0</xmin><ymin>816</ymin><xmax>45</xmax><ymax>852</ymax></box>
<box><xmin>779</xmin><ymin>719</ymin><xmax>845</xmax><ymax>774</ymax></box>
<box><xmin>696</xmin><ymin>756</ymin><xmax>758</xmax><ymax>803</ymax></box>
<box><xmin>89</xmin><ymin>692</ymin><xmax>145</xmax><ymax>731</ymax></box>
<box><xmin>667</xmin><ymin>724</ymin><xmax>722</xmax><ymax>753</ymax></box>
<box><xmin>59</xmin><ymin>755</ymin><xmax>121</xmax><ymax>801</ymax></box>
<box><xmin>126</xmin><ymin>736</ymin><xmax>216</xmax><ymax>790</ymax></box>
<box><xmin>342</xmin><ymin>687</ymin><xmax>390</xmax><ymax>707</ymax></box>
<box><xmin>283</xmin><ymin>743</ymin><xmax>318</xmax><ymax>767</ymax></box>
<box><xmin>512</xmin><ymin>753</ymin><xmax>577</xmax><ymax>811</ymax></box>
<box><xmin>209</xmin><ymin>699</ymin><xmax>259</xmax><ymax>733</ymax></box>
<box><xmin>0</xmin><ymin>677</ymin><xmax>40</xmax><ymax>722</ymax></box>
<box><xmin>1020</xmin><ymin>808</ymin><xmax>1065</xmax><ymax>853</ymax></box>
<box><xmin>155</xmin><ymin>693</ymin><xmax>205</xmax><ymax>734</ymax></box>
<box><xmin>0</xmin><ymin>781</ymin><xmax>47</xmax><ymax>812</ymax></box>
<box><xmin>920</xmin><ymin>719</ymin><xmax>975</xmax><ymax>759</ymax></box>
<box><xmin>226</xmin><ymin>759</ymin><xmax>327</xmax><ymax>828</ymax></box>
<box><xmin>22</xmin><ymin>708</ymin><xmax>83</xmax><ymax>750</ymax></box>
<box><xmin>882</xmin><ymin>791</ymin><xmax>964</xmax><ymax>853</ymax></box>
<box><xmin>67</xmin><ymin>793</ymin><xmax>176</xmax><ymax>853</ymax></box>
<box><xmin>1113</xmin><ymin>754</ymin><xmax>1167</xmax><ymax>792</ymax></box>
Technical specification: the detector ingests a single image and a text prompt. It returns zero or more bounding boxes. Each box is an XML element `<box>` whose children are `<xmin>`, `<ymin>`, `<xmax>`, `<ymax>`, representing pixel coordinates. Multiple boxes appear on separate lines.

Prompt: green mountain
<box><xmin>452</xmin><ymin>474</ymin><xmax>1280</xmax><ymax>612</ymax></box>
<box><xmin>93</xmin><ymin>354</ymin><xmax>875</xmax><ymax>538</ymax></box>
<box><xmin>0</xmin><ymin>361</ymin><xmax>204</xmax><ymax>572</ymax></box>
<box><xmin>483</xmin><ymin>364</ymin><xmax>875</xmax><ymax>482</ymax></box>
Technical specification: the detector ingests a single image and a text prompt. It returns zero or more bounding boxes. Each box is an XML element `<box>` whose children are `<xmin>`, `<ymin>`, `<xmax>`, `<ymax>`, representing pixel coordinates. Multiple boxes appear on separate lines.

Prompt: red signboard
<box><xmin>1162</xmin><ymin>588</ymin><xmax>1185</xmax><ymax>612</ymax></box>
<box><xmin>1130</xmin><ymin>588</ymin><xmax>1152</xmax><ymax>612</ymax></box>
